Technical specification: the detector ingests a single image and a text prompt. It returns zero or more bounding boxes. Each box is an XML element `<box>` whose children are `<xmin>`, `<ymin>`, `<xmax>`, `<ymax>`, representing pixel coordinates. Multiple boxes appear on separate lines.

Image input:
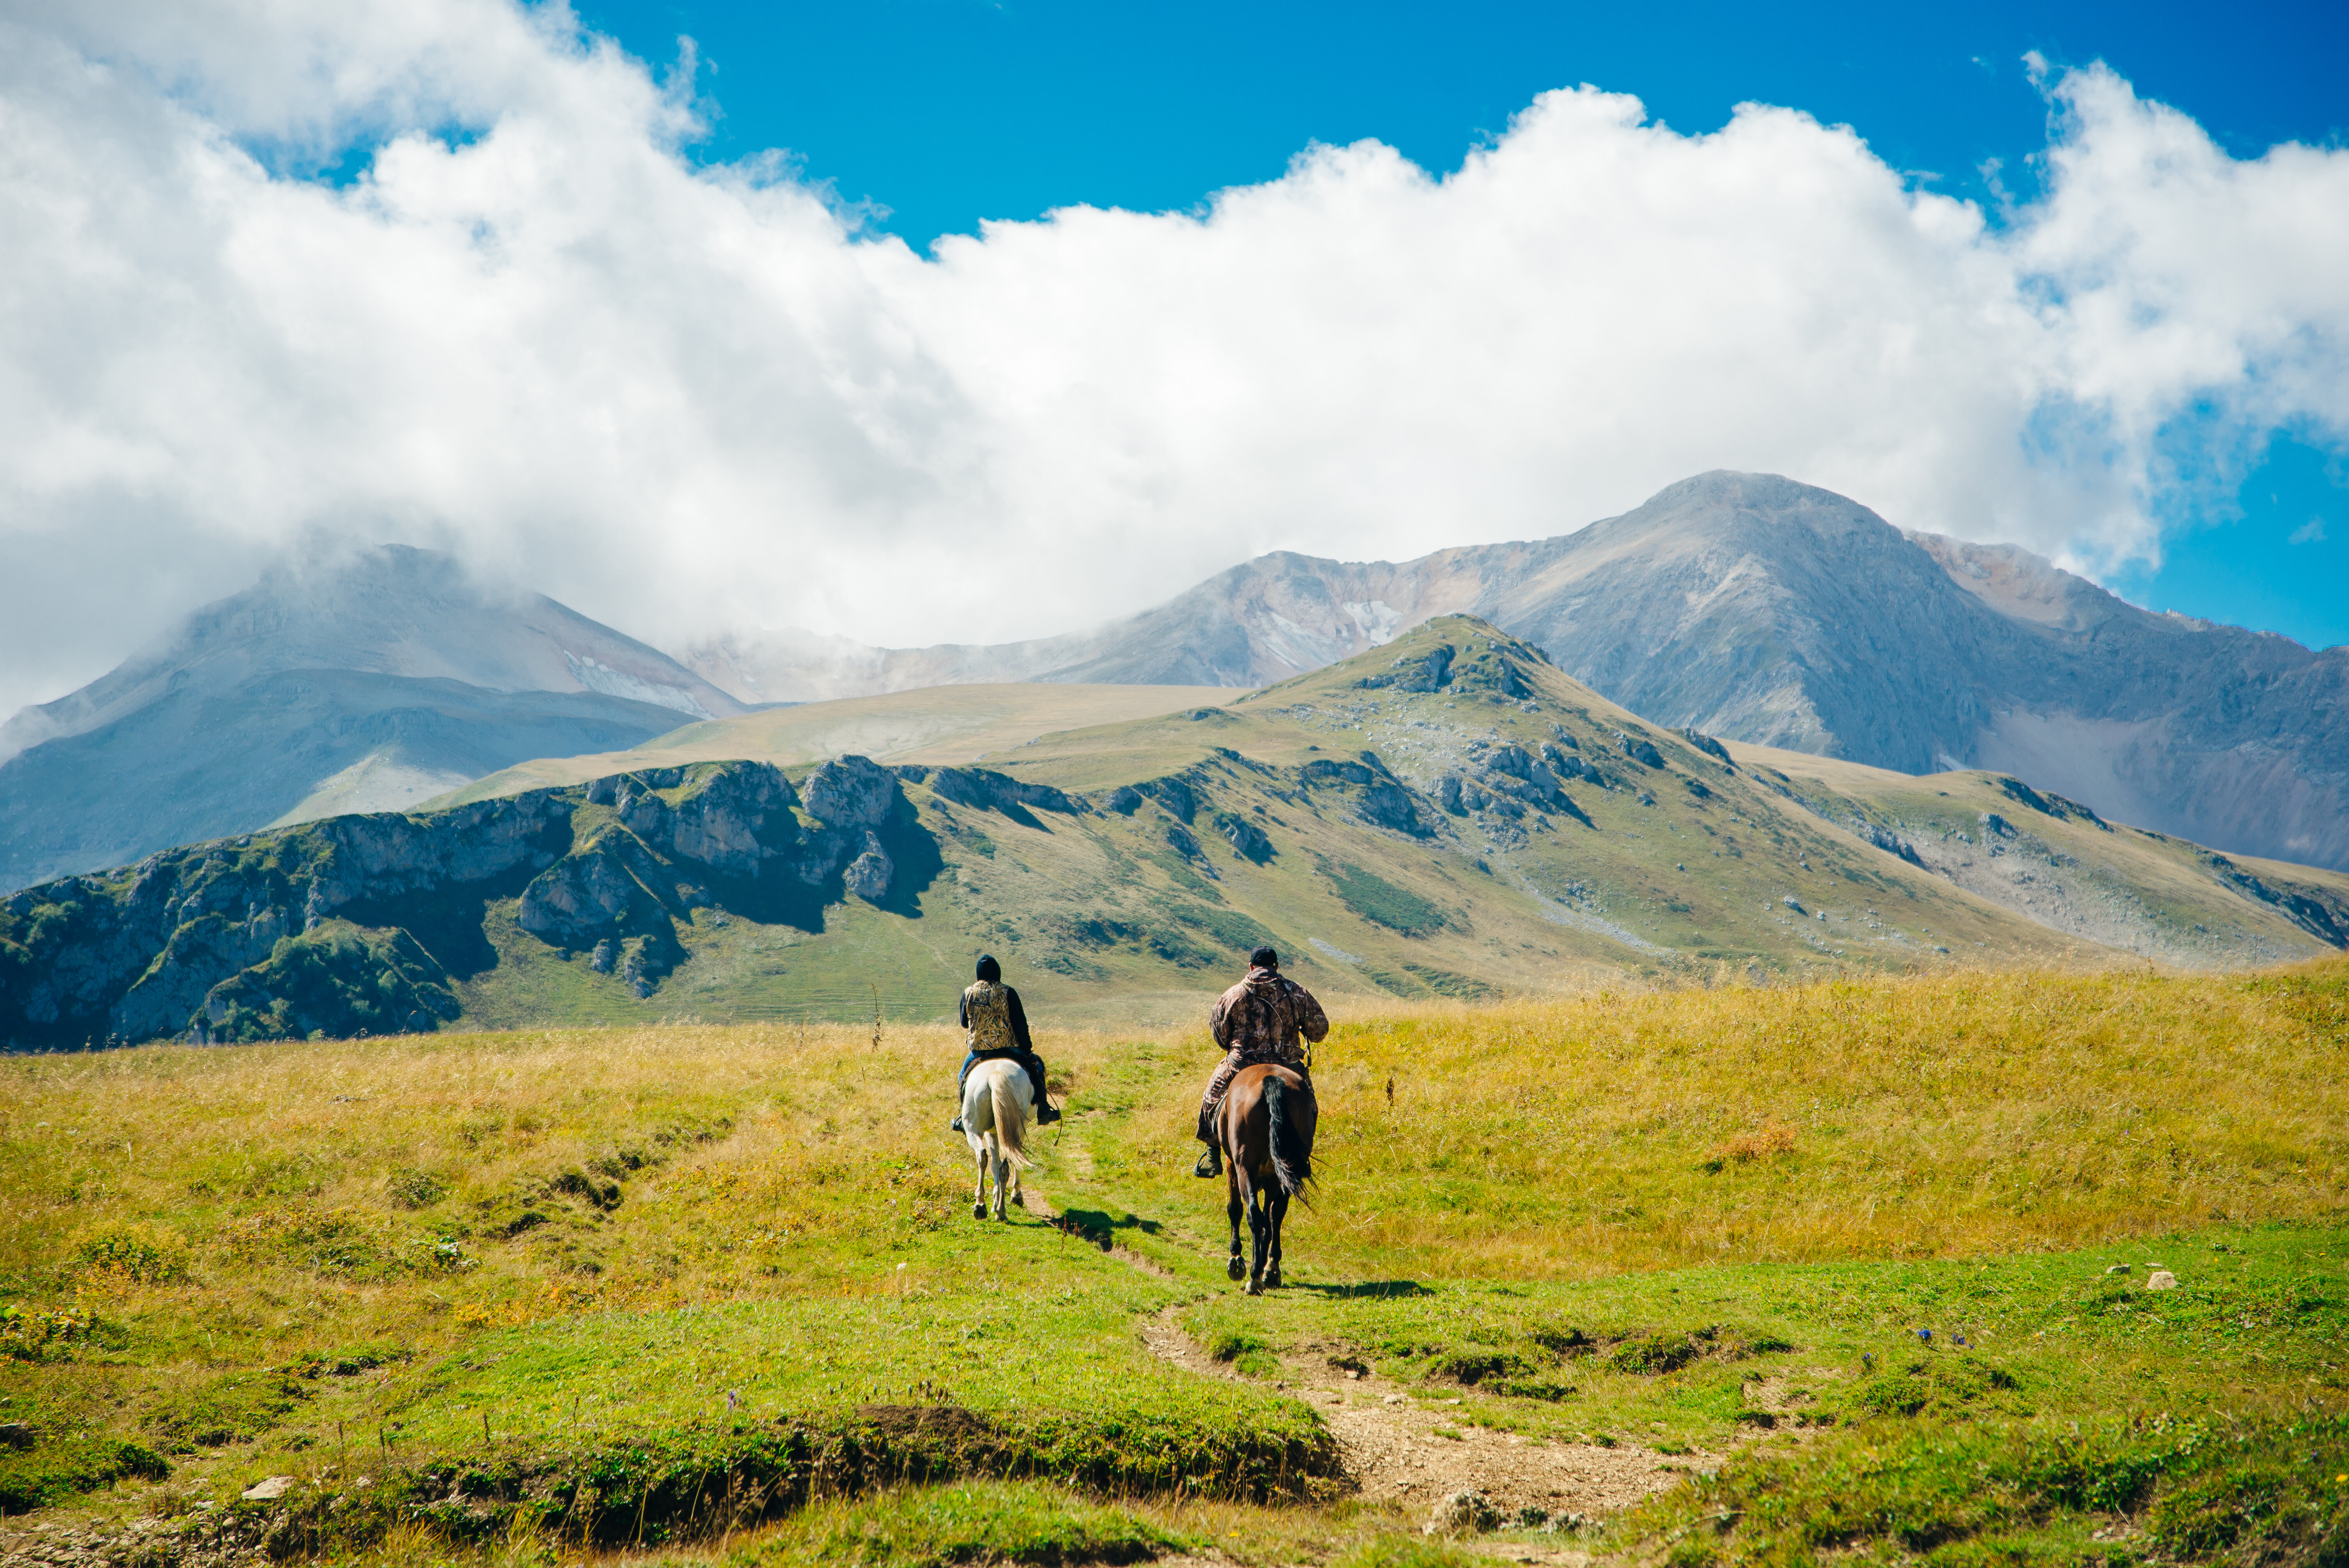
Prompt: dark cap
<box><xmin>976</xmin><ymin>954</ymin><xmax>1001</xmax><ymax>982</ymax></box>
<box><xmin>1249</xmin><ymin>946</ymin><xmax>1279</xmax><ymax>970</ymax></box>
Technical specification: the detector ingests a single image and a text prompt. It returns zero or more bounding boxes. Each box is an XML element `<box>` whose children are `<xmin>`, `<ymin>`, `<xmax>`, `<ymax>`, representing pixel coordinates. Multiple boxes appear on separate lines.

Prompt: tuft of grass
<box><xmin>1332</xmin><ymin>1538</ymin><xmax>1486</xmax><ymax>1568</ymax></box>
<box><xmin>731</xmin><ymin>1480</ymin><xmax>1192</xmax><ymax>1566</ymax></box>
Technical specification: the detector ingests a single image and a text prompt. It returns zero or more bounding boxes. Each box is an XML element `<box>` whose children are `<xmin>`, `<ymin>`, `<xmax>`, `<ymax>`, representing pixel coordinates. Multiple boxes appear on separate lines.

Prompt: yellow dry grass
<box><xmin>3</xmin><ymin>955</ymin><xmax>2342</xmax><ymax>1360</ymax></box>
<box><xmin>1096</xmin><ymin>957</ymin><xmax>2349</xmax><ymax>1278</ymax></box>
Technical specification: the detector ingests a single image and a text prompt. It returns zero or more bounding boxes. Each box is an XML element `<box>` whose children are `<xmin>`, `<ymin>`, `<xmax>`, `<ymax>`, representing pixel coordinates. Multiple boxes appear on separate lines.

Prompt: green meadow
<box><xmin>0</xmin><ymin>957</ymin><xmax>2343</xmax><ymax>1565</ymax></box>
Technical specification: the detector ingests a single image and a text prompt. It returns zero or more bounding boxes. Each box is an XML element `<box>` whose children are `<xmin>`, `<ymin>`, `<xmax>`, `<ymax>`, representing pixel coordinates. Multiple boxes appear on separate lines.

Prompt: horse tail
<box><xmin>1265</xmin><ymin>1074</ymin><xmax>1311</xmax><ymax>1199</ymax></box>
<box><xmin>991</xmin><ymin>1066</ymin><xmax>1032</xmax><ymax>1169</ymax></box>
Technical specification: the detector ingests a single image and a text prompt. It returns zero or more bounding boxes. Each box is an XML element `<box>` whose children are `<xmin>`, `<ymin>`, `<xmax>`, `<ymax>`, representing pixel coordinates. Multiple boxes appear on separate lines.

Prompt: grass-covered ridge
<box><xmin>18</xmin><ymin>616</ymin><xmax>2349</xmax><ymax>1064</ymax></box>
<box><xmin>0</xmin><ymin>957</ymin><xmax>2343</xmax><ymax>1563</ymax></box>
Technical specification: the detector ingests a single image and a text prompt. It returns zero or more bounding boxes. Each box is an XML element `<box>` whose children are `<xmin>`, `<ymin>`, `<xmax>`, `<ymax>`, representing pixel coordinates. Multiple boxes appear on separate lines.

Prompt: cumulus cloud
<box><xmin>1</xmin><ymin>0</ymin><xmax>2345</xmax><ymax>716</ymax></box>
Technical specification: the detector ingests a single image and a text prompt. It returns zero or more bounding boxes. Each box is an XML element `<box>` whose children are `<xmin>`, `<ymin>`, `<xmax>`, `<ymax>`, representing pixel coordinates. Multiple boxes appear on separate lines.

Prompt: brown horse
<box><xmin>1216</xmin><ymin>1063</ymin><xmax>1316</xmax><ymax>1294</ymax></box>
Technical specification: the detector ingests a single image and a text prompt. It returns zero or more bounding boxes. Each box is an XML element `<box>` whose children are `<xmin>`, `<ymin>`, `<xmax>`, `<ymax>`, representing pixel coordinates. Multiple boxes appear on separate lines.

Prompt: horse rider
<box><xmin>951</xmin><ymin>954</ymin><xmax>1060</xmax><ymax>1131</ymax></box>
<box><xmin>1194</xmin><ymin>945</ymin><xmax>1328</xmax><ymax>1177</ymax></box>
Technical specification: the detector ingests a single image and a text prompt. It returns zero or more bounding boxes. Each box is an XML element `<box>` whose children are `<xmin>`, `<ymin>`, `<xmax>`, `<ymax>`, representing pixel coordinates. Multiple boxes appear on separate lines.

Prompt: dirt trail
<box><xmin>1020</xmin><ymin>1178</ymin><xmax>1689</xmax><ymax>1533</ymax></box>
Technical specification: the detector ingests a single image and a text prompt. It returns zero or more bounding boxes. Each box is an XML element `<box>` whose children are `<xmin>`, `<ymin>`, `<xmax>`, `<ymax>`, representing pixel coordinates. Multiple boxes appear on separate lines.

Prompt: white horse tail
<box><xmin>991</xmin><ymin>1068</ymin><xmax>1032</xmax><ymax>1169</ymax></box>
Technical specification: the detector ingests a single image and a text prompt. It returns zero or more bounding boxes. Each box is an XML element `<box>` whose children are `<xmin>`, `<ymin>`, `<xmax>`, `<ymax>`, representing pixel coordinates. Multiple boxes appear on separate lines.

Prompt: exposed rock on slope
<box><xmin>696</xmin><ymin>473</ymin><xmax>2347</xmax><ymax>871</ymax></box>
<box><xmin>0</xmin><ymin>759</ymin><xmax>903</xmax><ymax>1049</ymax></box>
<box><xmin>0</xmin><ymin>547</ymin><xmax>751</xmax><ymax>892</ymax></box>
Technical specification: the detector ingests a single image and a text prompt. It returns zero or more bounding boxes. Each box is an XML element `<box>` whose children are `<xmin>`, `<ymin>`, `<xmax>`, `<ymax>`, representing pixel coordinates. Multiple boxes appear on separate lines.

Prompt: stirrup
<box><xmin>1194</xmin><ymin>1148</ymin><xmax>1222</xmax><ymax>1178</ymax></box>
<box><xmin>1035</xmin><ymin>1101</ymin><xmax>1061</xmax><ymax>1124</ymax></box>
<box><xmin>950</xmin><ymin>1115</ymin><xmax>965</xmax><ymax>1133</ymax></box>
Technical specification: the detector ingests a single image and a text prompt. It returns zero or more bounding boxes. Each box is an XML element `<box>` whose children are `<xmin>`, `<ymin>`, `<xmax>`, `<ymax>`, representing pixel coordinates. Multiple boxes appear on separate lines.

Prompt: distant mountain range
<box><xmin>9</xmin><ymin>618</ymin><xmax>2342</xmax><ymax>1051</ymax></box>
<box><xmin>0</xmin><ymin>547</ymin><xmax>749</xmax><ymax>891</ymax></box>
<box><xmin>6</xmin><ymin>472</ymin><xmax>2343</xmax><ymax>895</ymax></box>
<box><xmin>686</xmin><ymin>473</ymin><xmax>2349</xmax><ymax>871</ymax></box>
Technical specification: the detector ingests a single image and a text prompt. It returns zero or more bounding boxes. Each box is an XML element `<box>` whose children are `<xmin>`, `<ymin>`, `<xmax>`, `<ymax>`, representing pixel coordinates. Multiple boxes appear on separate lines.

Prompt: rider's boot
<box><xmin>1194</xmin><ymin>1142</ymin><xmax>1223</xmax><ymax>1179</ymax></box>
<box><xmin>950</xmin><ymin>1114</ymin><xmax>965</xmax><ymax>1133</ymax></box>
<box><xmin>1035</xmin><ymin>1097</ymin><xmax>1062</xmax><ymax>1124</ymax></box>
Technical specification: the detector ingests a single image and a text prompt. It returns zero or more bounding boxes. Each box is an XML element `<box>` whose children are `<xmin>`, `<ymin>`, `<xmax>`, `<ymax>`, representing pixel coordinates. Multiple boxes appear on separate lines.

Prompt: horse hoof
<box><xmin>1265</xmin><ymin>1269</ymin><xmax>1283</xmax><ymax>1290</ymax></box>
<box><xmin>973</xmin><ymin>1202</ymin><xmax>987</xmax><ymax>1219</ymax></box>
<box><xmin>1011</xmin><ymin>1192</ymin><xmax>1026</xmax><ymax>1210</ymax></box>
<box><xmin>1246</xmin><ymin>1279</ymin><xmax>1264</xmax><ymax>1297</ymax></box>
<box><xmin>1227</xmin><ymin>1257</ymin><xmax>1246</xmax><ymax>1281</ymax></box>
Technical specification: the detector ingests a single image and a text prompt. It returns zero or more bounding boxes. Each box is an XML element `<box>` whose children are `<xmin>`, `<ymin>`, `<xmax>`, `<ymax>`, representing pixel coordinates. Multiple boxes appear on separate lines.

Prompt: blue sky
<box><xmin>573</xmin><ymin>0</ymin><xmax>2348</xmax><ymax>649</ymax></box>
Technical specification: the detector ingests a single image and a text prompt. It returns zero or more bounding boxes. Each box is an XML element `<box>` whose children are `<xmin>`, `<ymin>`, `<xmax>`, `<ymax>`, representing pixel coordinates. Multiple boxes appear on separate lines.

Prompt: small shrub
<box><xmin>1428</xmin><ymin>1350</ymin><xmax>1533</xmax><ymax>1385</ymax></box>
<box><xmin>0</xmin><ymin>1304</ymin><xmax>96</xmax><ymax>1362</ymax></box>
<box><xmin>1611</xmin><ymin>1331</ymin><xmax>1704</xmax><ymax>1375</ymax></box>
<box><xmin>1715</xmin><ymin>1120</ymin><xmax>1798</xmax><ymax>1163</ymax></box>
<box><xmin>74</xmin><ymin>1224</ymin><xmax>188</xmax><ymax>1283</ymax></box>
<box><xmin>385</xmin><ymin>1167</ymin><xmax>447</xmax><ymax>1209</ymax></box>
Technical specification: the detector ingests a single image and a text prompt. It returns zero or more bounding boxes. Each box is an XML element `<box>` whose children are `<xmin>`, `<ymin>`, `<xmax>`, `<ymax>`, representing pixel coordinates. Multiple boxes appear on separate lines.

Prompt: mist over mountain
<box><xmin>690</xmin><ymin>473</ymin><xmax>2349</xmax><ymax>872</ymax></box>
<box><xmin>0</xmin><ymin>547</ymin><xmax>751</xmax><ymax>892</ymax></box>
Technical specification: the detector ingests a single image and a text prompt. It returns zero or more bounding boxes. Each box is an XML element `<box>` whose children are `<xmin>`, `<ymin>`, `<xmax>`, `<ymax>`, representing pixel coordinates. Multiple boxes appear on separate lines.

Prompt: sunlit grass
<box><xmin>1</xmin><ymin>955</ymin><xmax>2344</xmax><ymax>1564</ymax></box>
<box><xmin>1087</xmin><ymin>959</ymin><xmax>2349</xmax><ymax>1279</ymax></box>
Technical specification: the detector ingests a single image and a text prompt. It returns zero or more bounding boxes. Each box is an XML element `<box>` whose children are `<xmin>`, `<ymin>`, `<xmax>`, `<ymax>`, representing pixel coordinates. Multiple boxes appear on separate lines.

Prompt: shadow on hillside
<box><xmin>866</xmin><ymin>807</ymin><xmax>947</xmax><ymax>919</ymax></box>
<box><xmin>341</xmin><ymin>862</ymin><xmax>543</xmax><ymax>979</ymax></box>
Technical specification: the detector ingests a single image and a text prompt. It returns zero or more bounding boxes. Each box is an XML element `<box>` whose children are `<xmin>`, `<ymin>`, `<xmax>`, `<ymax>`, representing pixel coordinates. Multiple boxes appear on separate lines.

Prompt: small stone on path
<box><xmin>242</xmin><ymin>1475</ymin><xmax>293</xmax><ymax>1500</ymax></box>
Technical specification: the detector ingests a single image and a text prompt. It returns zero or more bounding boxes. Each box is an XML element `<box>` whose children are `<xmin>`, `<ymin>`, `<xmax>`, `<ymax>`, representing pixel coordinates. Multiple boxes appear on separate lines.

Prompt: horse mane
<box><xmin>988</xmin><ymin>1064</ymin><xmax>1032</xmax><ymax>1170</ymax></box>
<box><xmin>1263</xmin><ymin>1074</ymin><xmax>1311</xmax><ymax>1199</ymax></box>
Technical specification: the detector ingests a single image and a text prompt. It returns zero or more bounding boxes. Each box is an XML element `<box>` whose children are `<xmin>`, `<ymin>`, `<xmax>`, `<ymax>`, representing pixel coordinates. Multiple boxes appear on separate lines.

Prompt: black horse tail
<box><xmin>1264</xmin><ymin>1075</ymin><xmax>1312</xmax><ymax>1199</ymax></box>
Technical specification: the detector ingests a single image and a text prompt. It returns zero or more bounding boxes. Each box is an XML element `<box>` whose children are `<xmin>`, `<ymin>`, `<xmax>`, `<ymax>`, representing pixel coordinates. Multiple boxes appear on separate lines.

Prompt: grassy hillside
<box><xmin>1725</xmin><ymin>741</ymin><xmax>2349</xmax><ymax>968</ymax></box>
<box><xmin>443</xmin><ymin>620</ymin><xmax>2140</xmax><ymax>1031</ymax></box>
<box><xmin>2</xmin><ymin>959</ymin><xmax>2344</xmax><ymax>1565</ymax></box>
<box><xmin>424</xmin><ymin>683</ymin><xmax>1248</xmax><ymax>809</ymax></box>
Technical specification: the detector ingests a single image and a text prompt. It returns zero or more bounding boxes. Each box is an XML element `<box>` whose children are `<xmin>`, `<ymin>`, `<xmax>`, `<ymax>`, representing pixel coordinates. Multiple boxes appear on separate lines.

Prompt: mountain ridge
<box><xmin>689</xmin><ymin>472</ymin><xmax>2349</xmax><ymax>870</ymax></box>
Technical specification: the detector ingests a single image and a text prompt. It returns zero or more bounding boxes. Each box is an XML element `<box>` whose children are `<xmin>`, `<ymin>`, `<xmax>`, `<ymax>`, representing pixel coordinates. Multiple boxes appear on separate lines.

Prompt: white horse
<box><xmin>960</xmin><ymin>1057</ymin><xmax>1033</xmax><ymax>1221</ymax></box>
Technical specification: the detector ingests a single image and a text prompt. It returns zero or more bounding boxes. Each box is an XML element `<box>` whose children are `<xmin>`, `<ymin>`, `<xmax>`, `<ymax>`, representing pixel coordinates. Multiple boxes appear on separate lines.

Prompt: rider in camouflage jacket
<box><xmin>1194</xmin><ymin>946</ymin><xmax>1327</xmax><ymax>1177</ymax></box>
<box><xmin>951</xmin><ymin>954</ymin><xmax>1060</xmax><ymax>1131</ymax></box>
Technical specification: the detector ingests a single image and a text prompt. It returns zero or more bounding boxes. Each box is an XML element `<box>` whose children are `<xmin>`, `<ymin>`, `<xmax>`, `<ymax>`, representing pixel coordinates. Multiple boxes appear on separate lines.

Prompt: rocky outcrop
<box><xmin>0</xmin><ymin>757</ymin><xmax>910</xmax><ymax>1048</ymax></box>
<box><xmin>1216</xmin><ymin>813</ymin><xmax>1276</xmax><ymax>864</ymax></box>
<box><xmin>916</xmin><ymin>765</ymin><xmax>1088</xmax><ymax>820</ymax></box>
<box><xmin>843</xmin><ymin>835</ymin><xmax>894</xmax><ymax>900</ymax></box>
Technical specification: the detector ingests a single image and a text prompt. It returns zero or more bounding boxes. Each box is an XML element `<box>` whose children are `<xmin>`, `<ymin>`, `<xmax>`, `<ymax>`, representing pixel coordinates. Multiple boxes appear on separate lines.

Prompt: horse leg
<box><xmin>993</xmin><ymin>1143</ymin><xmax>1010</xmax><ymax>1221</ymax></box>
<box><xmin>971</xmin><ymin>1119</ymin><xmax>989</xmax><ymax>1220</ymax></box>
<box><xmin>1225</xmin><ymin>1165</ymin><xmax>1247</xmax><ymax>1283</ymax></box>
<box><xmin>1264</xmin><ymin>1188</ymin><xmax>1286</xmax><ymax>1289</ymax></box>
<box><xmin>1246</xmin><ymin>1186</ymin><xmax>1270</xmax><ymax>1295</ymax></box>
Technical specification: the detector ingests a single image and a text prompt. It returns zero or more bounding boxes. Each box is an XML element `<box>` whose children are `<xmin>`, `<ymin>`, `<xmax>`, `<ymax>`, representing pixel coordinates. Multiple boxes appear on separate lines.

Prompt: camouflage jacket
<box><xmin>961</xmin><ymin>980</ymin><xmax>1035</xmax><ymax>1054</ymax></box>
<box><xmin>1208</xmin><ymin>969</ymin><xmax>1329</xmax><ymax>1063</ymax></box>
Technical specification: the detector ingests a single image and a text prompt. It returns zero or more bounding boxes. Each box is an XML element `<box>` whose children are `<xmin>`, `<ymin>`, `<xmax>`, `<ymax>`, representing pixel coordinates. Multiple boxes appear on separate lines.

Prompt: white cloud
<box><xmin>1</xmin><ymin>0</ymin><xmax>2345</xmax><ymax>717</ymax></box>
<box><xmin>2291</xmin><ymin>518</ymin><xmax>2329</xmax><ymax>545</ymax></box>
